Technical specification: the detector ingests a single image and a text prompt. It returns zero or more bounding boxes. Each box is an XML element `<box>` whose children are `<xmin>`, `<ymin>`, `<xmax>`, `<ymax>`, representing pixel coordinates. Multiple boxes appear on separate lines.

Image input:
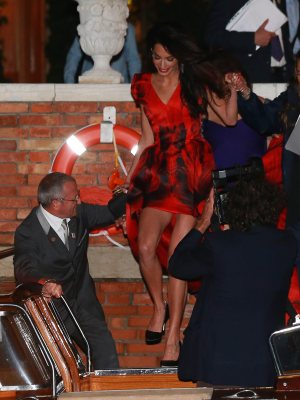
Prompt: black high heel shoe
<box><xmin>160</xmin><ymin>342</ymin><xmax>181</xmax><ymax>368</ymax></box>
<box><xmin>145</xmin><ymin>303</ymin><xmax>169</xmax><ymax>345</ymax></box>
<box><xmin>160</xmin><ymin>359</ymin><xmax>178</xmax><ymax>368</ymax></box>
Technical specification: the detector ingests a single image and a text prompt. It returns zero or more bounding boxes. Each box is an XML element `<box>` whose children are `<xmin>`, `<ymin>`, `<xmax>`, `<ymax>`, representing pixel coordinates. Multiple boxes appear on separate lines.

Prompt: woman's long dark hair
<box><xmin>205</xmin><ymin>50</ymin><xmax>251</xmax><ymax>90</ymax></box>
<box><xmin>146</xmin><ymin>23</ymin><xmax>228</xmax><ymax>119</ymax></box>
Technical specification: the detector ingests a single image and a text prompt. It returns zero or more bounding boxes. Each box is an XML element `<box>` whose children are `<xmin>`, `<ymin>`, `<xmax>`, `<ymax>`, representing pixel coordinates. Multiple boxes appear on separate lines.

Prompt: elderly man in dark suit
<box><xmin>14</xmin><ymin>172</ymin><xmax>126</xmax><ymax>370</ymax></box>
<box><xmin>204</xmin><ymin>0</ymin><xmax>295</xmax><ymax>83</ymax></box>
<box><xmin>169</xmin><ymin>177</ymin><xmax>297</xmax><ymax>387</ymax></box>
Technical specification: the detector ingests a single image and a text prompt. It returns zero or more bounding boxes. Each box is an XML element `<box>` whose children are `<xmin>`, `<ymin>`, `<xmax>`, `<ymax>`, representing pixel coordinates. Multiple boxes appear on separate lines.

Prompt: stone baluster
<box><xmin>76</xmin><ymin>0</ymin><xmax>129</xmax><ymax>83</ymax></box>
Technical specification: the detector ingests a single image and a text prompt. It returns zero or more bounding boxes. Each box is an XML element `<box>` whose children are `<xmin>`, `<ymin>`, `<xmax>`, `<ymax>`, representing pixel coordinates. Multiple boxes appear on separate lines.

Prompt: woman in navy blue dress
<box><xmin>203</xmin><ymin>52</ymin><xmax>267</xmax><ymax>169</ymax></box>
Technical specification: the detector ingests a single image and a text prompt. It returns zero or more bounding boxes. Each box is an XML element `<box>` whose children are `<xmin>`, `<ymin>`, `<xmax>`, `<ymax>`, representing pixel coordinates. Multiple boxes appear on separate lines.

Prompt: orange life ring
<box><xmin>51</xmin><ymin>123</ymin><xmax>140</xmax><ymax>236</ymax></box>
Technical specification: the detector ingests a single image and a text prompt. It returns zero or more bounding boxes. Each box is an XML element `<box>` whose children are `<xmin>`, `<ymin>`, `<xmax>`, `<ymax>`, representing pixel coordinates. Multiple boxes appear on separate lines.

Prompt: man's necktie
<box><xmin>271</xmin><ymin>35</ymin><xmax>284</xmax><ymax>61</ymax></box>
<box><xmin>61</xmin><ymin>219</ymin><xmax>69</xmax><ymax>250</ymax></box>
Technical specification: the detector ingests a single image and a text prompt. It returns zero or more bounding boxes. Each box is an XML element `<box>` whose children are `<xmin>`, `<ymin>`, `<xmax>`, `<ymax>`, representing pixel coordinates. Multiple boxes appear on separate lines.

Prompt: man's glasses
<box><xmin>58</xmin><ymin>195</ymin><xmax>80</xmax><ymax>203</ymax></box>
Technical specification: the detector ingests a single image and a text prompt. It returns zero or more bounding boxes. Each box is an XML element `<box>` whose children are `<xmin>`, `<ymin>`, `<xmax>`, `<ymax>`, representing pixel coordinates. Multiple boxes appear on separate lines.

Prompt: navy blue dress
<box><xmin>203</xmin><ymin>119</ymin><xmax>267</xmax><ymax>169</ymax></box>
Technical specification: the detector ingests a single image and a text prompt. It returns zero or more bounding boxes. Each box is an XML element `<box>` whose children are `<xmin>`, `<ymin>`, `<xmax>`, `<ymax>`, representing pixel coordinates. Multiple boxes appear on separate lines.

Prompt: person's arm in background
<box><xmin>204</xmin><ymin>0</ymin><xmax>275</xmax><ymax>54</ymax></box>
<box><xmin>235</xmin><ymin>74</ymin><xmax>287</xmax><ymax>134</ymax></box>
<box><xmin>124</xmin><ymin>23</ymin><xmax>142</xmax><ymax>82</ymax></box>
<box><xmin>63</xmin><ymin>36</ymin><xmax>84</xmax><ymax>83</ymax></box>
<box><xmin>238</xmin><ymin>92</ymin><xmax>281</xmax><ymax>135</ymax></box>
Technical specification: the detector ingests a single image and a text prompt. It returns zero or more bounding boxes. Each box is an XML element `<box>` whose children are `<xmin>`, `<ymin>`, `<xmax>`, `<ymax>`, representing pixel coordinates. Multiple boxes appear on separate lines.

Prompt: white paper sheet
<box><xmin>226</xmin><ymin>0</ymin><xmax>287</xmax><ymax>33</ymax></box>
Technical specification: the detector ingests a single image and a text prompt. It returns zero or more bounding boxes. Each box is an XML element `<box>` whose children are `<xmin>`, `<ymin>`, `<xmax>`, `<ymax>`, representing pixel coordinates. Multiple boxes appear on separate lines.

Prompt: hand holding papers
<box><xmin>285</xmin><ymin>115</ymin><xmax>300</xmax><ymax>156</ymax></box>
<box><xmin>226</xmin><ymin>0</ymin><xmax>287</xmax><ymax>33</ymax></box>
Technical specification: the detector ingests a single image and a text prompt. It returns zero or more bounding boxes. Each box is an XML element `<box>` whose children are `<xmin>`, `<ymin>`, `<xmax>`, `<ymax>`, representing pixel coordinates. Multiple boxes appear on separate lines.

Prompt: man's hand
<box><xmin>42</xmin><ymin>281</ymin><xmax>63</xmax><ymax>299</ymax></box>
<box><xmin>232</xmin><ymin>73</ymin><xmax>251</xmax><ymax>100</ymax></box>
<box><xmin>113</xmin><ymin>184</ymin><xmax>129</xmax><ymax>196</ymax></box>
<box><xmin>255</xmin><ymin>19</ymin><xmax>276</xmax><ymax>47</ymax></box>
<box><xmin>195</xmin><ymin>189</ymin><xmax>214</xmax><ymax>234</ymax></box>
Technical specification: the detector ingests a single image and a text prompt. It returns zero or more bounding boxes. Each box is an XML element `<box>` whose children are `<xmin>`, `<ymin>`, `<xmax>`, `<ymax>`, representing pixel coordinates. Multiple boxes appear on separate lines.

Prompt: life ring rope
<box><xmin>89</xmin><ymin>230</ymin><xmax>130</xmax><ymax>250</ymax></box>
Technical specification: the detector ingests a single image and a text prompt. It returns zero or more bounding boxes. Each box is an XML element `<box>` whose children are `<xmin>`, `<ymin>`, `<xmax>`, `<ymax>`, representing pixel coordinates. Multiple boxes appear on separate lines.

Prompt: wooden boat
<box><xmin>1</xmin><ymin>284</ymin><xmax>300</xmax><ymax>400</ymax></box>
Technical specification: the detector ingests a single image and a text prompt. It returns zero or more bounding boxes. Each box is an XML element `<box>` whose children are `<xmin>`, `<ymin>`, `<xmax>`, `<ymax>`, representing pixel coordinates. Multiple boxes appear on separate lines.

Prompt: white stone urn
<box><xmin>76</xmin><ymin>0</ymin><xmax>129</xmax><ymax>83</ymax></box>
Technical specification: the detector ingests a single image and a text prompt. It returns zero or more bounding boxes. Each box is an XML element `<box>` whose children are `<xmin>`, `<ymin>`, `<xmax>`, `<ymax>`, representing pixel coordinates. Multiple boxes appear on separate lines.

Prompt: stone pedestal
<box><xmin>76</xmin><ymin>0</ymin><xmax>129</xmax><ymax>83</ymax></box>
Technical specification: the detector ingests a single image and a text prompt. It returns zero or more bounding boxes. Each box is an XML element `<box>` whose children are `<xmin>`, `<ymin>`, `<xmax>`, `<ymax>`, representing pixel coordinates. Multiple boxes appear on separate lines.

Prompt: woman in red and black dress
<box><xmin>126</xmin><ymin>23</ymin><xmax>238</xmax><ymax>365</ymax></box>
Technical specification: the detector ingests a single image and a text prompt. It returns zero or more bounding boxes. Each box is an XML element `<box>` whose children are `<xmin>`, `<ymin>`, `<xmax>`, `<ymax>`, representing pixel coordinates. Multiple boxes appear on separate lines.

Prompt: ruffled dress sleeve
<box><xmin>131</xmin><ymin>73</ymin><xmax>147</xmax><ymax>107</ymax></box>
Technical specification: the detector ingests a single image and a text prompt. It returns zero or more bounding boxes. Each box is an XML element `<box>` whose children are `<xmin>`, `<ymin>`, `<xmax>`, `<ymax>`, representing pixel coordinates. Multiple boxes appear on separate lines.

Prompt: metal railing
<box><xmin>0</xmin><ymin>247</ymin><xmax>14</xmax><ymax>259</ymax></box>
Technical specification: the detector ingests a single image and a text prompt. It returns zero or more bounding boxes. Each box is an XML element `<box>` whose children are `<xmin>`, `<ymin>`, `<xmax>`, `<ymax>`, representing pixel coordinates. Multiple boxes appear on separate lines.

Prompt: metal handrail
<box><xmin>0</xmin><ymin>246</ymin><xmax>14</xmax><ymax>259</ymax></box>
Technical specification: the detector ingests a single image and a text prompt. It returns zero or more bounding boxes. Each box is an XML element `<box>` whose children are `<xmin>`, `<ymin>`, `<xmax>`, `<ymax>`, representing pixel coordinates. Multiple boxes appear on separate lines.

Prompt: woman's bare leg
<box><xmin>162</xmin><ymin>213</ymin><xmax>196</xmax><ymax>361</ymax></box>
<box><xmin>138</xmin><ymin>207</ymin><xmax>172</xmax><ymax>333</ymax></box>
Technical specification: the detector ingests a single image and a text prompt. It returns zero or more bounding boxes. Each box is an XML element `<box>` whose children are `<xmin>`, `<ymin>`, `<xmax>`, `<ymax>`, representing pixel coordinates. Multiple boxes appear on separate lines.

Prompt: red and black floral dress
<box><xmin>128</xmin><ymin>73</ymin><xmax>214</xmax><ymax>217</ymax></box>
<box><xmin>126</xmin><ymin>73</ymin><xmax>214</xmax><ymax>268</ymax></box>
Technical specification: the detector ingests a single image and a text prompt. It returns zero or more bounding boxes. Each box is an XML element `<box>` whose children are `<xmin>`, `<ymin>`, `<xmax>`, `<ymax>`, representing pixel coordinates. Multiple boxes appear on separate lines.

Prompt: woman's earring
<box><xmin>180</xmin><ymin>63</ymin><xmax>184</xmax><ymax>74</ymax></box>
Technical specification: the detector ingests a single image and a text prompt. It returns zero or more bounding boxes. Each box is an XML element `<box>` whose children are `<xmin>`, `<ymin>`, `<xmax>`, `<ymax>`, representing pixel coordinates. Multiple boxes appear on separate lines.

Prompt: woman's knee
<box><xmin>138</xmin><ymin>238</ymin><xmax>157</xmax><ymax>262</ymax></box>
